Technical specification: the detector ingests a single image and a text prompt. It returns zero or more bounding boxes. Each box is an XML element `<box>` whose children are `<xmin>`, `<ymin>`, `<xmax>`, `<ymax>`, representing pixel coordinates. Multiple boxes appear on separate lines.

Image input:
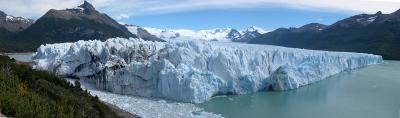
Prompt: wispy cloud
<box><xmin>115</xmin><ymin>13</ymin><xmax>130</xmax><ymax>20</ymax></box>
<box><xmin>0</xmin><ymin>0</ymin><xmax>399</xmax><ymax>19</ymax></box>
<box><xmin>139</xmin><ymin>0</ymin><xmax>400</xmax><ymax>15</ymax></box>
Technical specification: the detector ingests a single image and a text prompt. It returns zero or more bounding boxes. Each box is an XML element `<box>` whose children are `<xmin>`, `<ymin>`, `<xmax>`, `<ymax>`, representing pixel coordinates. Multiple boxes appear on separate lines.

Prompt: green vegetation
<box><xmin>0</xmin><ymin>28</ymin><xmax>14</xmax><ymax>39</ymax></box>
<box><xmin>0</xmin><ymin>55</ymin><xmax>120</xmax><ymax>118</ymax></box>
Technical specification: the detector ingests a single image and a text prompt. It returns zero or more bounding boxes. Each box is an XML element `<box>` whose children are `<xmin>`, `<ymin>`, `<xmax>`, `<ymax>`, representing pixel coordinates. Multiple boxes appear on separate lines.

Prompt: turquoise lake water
<box><xmin>197</xmin><ymin>61</ymin><xmax>400</xmax><ymax>118</ymax></box>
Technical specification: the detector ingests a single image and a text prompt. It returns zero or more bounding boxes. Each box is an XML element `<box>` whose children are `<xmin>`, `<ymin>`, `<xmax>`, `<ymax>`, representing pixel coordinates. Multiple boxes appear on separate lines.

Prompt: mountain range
<box><xmin>0</xmin><ymin>11</ymin><xmax>33</xmax><ymax>32</ymax></box>
<box><xmin>0</xmin><ymin>11</ymin><xmax>34</xmax><ymax>40</ymax></box>
<box><xmin>0</xmin><ymin>1</ymin><xmax>163</xmax><ymax>52</ymax></box>
<box><xmin>249</xmin><ymin>10</ymin><xmax>400</xmax><ymax>60</ymax></box>
<box><xmin>129</xmin><ymin>26</ymin><xmax>267</xmax><ymax>42</ymax></box>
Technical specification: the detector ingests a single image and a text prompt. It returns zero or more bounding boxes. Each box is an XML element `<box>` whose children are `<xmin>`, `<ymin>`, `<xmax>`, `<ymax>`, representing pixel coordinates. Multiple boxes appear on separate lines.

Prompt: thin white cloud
<box><xmin>115</xmin><ymin>13</ymin><xmax>130</xmax><ymax>20</ymax></box>
<box><xmin>0</xmin><ymin>0</ymin><xmax>81</xmax><ymax>18</ymax></box>
<box><xmin>140</xmin><ymin>0</ymin><xmax>400</xmax><ymax>15</ymax></box>
<box><xmin>0</xmin><ymin>0</ymin><xmax>399</xmax><ymax>19</ymax></box>
<box><xmin>0</xmin><ymin>0</ymin><xmax>119</xmax><ymax>18</ymax></box>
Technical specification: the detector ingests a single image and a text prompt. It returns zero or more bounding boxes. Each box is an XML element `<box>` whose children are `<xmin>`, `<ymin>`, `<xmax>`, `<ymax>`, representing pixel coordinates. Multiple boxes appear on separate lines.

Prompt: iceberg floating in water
<box><xmin>33</xmin><ymin>38</ymin><xmax>383</xmax><ymax>103</ymax></box>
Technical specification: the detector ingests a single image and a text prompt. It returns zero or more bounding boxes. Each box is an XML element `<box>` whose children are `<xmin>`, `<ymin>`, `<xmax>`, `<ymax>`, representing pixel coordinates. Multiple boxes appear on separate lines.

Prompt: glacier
<box><xmin>33</xmin><ymin>38</ymin><xmax>383</xmax><ymax>103</ymax></box>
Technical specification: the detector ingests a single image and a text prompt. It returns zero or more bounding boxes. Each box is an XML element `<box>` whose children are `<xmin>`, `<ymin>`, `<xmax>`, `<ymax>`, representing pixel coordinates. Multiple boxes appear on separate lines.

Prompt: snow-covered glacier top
<box><xmin>33</xmin><ymin>38</ymin><xmax>382</xmax><ymax>103</ymax></box>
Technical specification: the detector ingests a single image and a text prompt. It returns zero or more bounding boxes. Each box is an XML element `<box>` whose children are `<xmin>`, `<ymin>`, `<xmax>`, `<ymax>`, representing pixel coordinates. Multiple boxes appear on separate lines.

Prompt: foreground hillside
<box><xmin>0</xmin><ymin>55</ymin><xmax>123</xmax><ymax>117</ymax></box>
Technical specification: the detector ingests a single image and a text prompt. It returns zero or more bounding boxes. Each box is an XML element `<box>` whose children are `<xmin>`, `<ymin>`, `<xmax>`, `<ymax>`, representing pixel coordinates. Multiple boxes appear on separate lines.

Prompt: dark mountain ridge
<box><xmin>0</xmin><ymin>1</ymin><xmax>163</xmax><ymax>52</ymax></box>
<box><xmin>250</xmin><ymin>10</ymin><xmax>400</xmax><ymax>60</ymax></box>
<box><xmin>229</xmin><ymin>27</ymin><xmax>264</xmax><ymax>42</ymax></box>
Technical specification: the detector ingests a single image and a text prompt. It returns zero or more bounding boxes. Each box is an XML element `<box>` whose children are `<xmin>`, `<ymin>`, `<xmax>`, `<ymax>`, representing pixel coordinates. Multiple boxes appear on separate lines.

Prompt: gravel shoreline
<box><xmin>104</xmin><ymin>102</ymin><xmax>141</xmax><ymax>118</ymax></box>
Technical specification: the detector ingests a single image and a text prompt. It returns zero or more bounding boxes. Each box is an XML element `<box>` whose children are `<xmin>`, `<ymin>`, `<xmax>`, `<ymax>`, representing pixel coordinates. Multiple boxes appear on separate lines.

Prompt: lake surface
<box><xmin>198</xmin><ymin>61</ymin><xmax>400</xmax><ymax>118</ymax></box>
<box><xmin>6</xmin><ymin>53</ymin><xmax>34</xmax><ymax>62</ymax></box>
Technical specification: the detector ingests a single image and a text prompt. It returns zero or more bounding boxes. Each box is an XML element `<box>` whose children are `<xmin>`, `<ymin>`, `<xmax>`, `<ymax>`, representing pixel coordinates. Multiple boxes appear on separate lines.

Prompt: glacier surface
<box><xmin>33</xmin><ymin>38</ymin><xmax>383</xmax><ymax>103</ymax></box>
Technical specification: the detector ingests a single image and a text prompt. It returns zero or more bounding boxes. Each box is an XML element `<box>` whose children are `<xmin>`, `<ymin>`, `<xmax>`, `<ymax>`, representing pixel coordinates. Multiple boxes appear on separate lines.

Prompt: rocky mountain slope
<box><xmin>10</xmin><ymin>1</ymin><xmax>135</xmax><ymax>51</ymax></box>
<box><xmin>0</xmin><ymin>11</ymin><xmax>33</xmax><ymax>32</ymax></box>
<box><xmin>0</xmin><ymin>1</ymin><xmax>163</xmax><ymax>52</ymax></box>
<box><xmin>125</xmin><ymin>24</ymin><xmax>165</xmax><ymax>42</ymax></box>
<box><xmin>231</xmin><ymin>26</ymin><xmax>265</xmax><ymax>42</ymax></box>
<box><xmin>250</xmin><ymin>10</ymin><xmax>400</xmax><ymax>60</ymax></box>
<box><xmin>0</xmin><ymin>10</ymin><xmax>33</xmax><ymax>40</ymax></box>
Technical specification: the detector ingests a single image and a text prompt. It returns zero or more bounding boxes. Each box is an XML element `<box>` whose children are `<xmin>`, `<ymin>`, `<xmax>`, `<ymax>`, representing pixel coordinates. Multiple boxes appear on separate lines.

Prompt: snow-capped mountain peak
<box><xmin>127</xmin><ymin>26</ymin><xmax>269</xmax><ymax>42</ymax></box>
<box><xmin>227</xmin><ymin>29</ymin><xmax>242</xmax><ymax>40</ymax></box>
<box><xmin>243</xmin><ymin>26</ymin><xmax>268</xmax><ymax>34</ymax></box>
<box><xmin>124</xmin><ymin>24</ymin><xmax>165</xmax><ymax>42</ymax></box>
<box><xmin>5</xmin><ymin>15</ymin><xmax>33</xmax><ymax>24</ymax></box>
<box><xmin>0</xmin><ymin>10</ymin><xmax>34</xmax><ymax>32</ymax></box>
<box><xmin>65</xmin><ymin>1</ymin><xmax>97</xmax><ymax>14</ymax></box>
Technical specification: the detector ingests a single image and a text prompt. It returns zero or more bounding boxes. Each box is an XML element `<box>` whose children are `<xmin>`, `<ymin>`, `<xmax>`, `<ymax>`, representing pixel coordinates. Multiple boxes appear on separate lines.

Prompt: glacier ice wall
<box><xmin>33</xmin><ymin>38</ymin><xmax>383</xmax><ymax>103</ymax></box>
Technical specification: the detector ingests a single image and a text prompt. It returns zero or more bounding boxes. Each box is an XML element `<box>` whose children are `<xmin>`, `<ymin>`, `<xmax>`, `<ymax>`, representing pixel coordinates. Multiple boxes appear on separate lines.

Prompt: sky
<box><xmin>0</xmin><ymin>0</ymin><xmax>400</xmax><ymax>30</ymax></box>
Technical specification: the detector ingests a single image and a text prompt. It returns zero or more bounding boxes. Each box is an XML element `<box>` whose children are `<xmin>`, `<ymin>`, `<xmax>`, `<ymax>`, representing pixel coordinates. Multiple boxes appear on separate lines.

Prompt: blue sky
<box><xmin>1</xmin><ymin>0</ymin><xmax>400</xmax><ymax>30</ymax></box>
<box><xmin>119</xmin><ymin>8</ymin><xmax>350</xmax><ymax>30</ymax></box>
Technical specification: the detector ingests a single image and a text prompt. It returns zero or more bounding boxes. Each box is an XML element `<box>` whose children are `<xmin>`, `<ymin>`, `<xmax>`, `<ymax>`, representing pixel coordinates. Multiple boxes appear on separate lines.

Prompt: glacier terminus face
<box><xmin>32</xmin><ymin>38</ymin><xmax>383</xmax><ymax>103</ymax></box>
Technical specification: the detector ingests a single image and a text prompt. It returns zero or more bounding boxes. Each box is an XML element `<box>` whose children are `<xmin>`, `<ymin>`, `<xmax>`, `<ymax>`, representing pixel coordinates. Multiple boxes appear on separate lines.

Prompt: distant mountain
<box><xmin>9</xmin><ymin>1</ymin><xmax>136</xmax><ymax>51</ymax></box>
<box><xmin>124</xmin><ymin>24</ymin><xmax>165</xmax><ymax>42</ymax></box>
<box><xmin>141</xmin><ymin>27</ymin><xmax>233</xmax><ymax>41</ymax></box>
<box><xmin>226</xmin><ymin>29</ymin><xmax>242</xmax><ymax>41</ymax></box>
<box><xmin>0</xmin><ymin>10</ymin><xmax>34</xmax><ymax>32</ymax></box>
<box><xmin>0</xmin><ymin>1</ymin><xmax>163</xmax><ymax>52</ymax></box>
<box><xmin>140</xmin><ymin>26</ymin><xmax>267</xmax><ymax>42</ymax></box>
<box><xmin>250</xmin><ymin>23</ymin><xmax>327</xmax><ymax>48</ymax></box>
<box><xmin>0</xmin><ymin>10</ymin><xmax>33</xmax><ymax>40</ymax></box>
<box><xmin>232</xmin><ymin>26</ymin><xmax>265</xmax><ymax>42</ymax></box>
<box><xmin>250</xmin><ymin>10</ymin><xmax>400</xmax><ymax>60</ymax></box>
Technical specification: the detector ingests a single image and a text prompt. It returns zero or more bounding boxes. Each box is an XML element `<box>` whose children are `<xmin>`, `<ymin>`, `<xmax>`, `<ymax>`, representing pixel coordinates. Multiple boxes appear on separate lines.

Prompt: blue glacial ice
<box><xmin>33</xmin><ymin>38</ymin><xmax>383</xmax><ymax>103</ymax></box>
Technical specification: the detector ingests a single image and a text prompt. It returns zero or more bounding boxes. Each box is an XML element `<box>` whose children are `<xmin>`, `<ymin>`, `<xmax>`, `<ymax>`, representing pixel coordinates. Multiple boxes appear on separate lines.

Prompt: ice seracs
<box><xmin>33</xmin><ymin>38</ymin><xmax>383</xmax><ymax>103</ymax></box>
